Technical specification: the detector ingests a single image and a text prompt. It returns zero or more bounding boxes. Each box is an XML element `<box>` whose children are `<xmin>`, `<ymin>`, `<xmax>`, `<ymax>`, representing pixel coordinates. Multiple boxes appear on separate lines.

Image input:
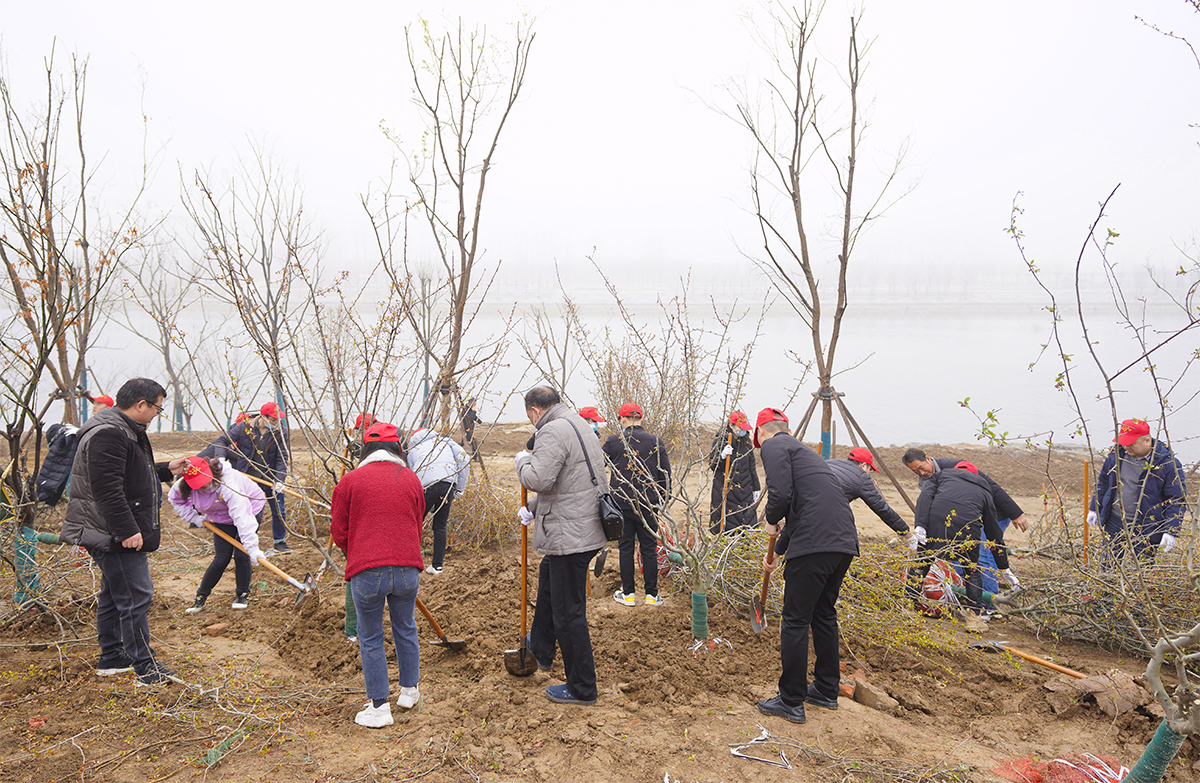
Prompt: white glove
<box><xmin>720</xmin><ymin>444</ymin><xmax>733</xmax><ymax>459</ymax></box>
<box><xmin>1001</xmin><ymin>568</ymin><xmax>1020</xmax><ymax>588</ymax></box>
<box><xmin>1160</xmin><ymin>533</ymin><xmax>1177</xmax><ymax>553</ymax></box>
<box><xmin>188</xmin><ymin>519</ymin><xmax>203</xmax><ymax>528</ymax></box>
<box><xmin>1086</xmin><ymin>510</ymin><xmax>1098</xmax><ymax>529</ymax></box>
<box><xmin>273</xmin><ymin>482</ymin><xmax>285</xmax><ymax>494</ymax></box>
<box><xmin>517</xmin><ymin>506</ymin><xmax>534</xmax><ymax>526</ymax></box>
<box><xmin>753</xmin><ymin>490</ymin><xmax>761</xmax><ymax>502</ymax></box>
<box><xmin>909</xmin><ymin>526</ymin><xmax>927</xmax><ymax>551</ymax></box>
<box><xmin>247</xmin><ymin>546</ymin><xmax>264</xmax><ymax>562</ymax></box>
<box><xmin>514</xmin><ymin>450</ymin><xmax>531</xmax><ymax>470</ymax></box>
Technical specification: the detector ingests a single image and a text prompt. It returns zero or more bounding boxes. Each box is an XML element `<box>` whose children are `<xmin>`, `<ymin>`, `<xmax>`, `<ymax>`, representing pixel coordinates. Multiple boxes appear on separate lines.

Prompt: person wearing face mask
<box><xmin>170</xmin><ymin>456</ymin><xmax>266</xmax><ymax>612</ymax></box>
<box><xmin>578</xmin><ymin>407</ymin><xmax>606</xmax><ymax>438</ymax></box>
<box><xmin>709</xmin><ymin>411</ymin><xmax>760</xmax><ymax>533</ymax></box>
<box><xmin>201</xmin><ymin>402</ymin><xmax>291</xmax><ymax>554</ymax></box>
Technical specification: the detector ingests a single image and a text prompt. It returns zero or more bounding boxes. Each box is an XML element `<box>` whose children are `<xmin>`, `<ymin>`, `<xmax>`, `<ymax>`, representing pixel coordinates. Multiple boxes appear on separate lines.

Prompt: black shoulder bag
<box><xmin>567</xmin><ymin>421</ymin><xmax>624</xmax><ymax>541</ymax></box>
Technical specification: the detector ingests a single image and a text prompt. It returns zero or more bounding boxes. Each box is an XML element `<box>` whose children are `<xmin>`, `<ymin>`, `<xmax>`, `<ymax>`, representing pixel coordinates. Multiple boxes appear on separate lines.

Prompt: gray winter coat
<box><xmin>517</xmin><ymin>403</ymin><xmax>609</xmax><ymax>556</ymax></box>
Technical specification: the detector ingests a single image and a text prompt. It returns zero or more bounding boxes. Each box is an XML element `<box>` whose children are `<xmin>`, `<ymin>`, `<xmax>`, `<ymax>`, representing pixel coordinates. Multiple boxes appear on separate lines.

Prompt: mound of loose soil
<box><xmin>2</xmin><ymin>436</ymin><xmax>1198</xmax><ymax>782</ymax></box>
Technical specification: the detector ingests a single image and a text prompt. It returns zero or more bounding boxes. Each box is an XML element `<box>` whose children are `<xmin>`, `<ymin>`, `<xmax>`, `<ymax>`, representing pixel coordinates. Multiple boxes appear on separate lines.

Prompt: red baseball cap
<box><xmin>848</xmin><ymin>447</ymin><xmax>880</xmax><ymax>472</ymax></box>
<box><xmin>88</xmin><ymin>394</ymin><xmax>114</xmax><ymax>407</ymax></box>
<box><xmin>1117</xmin><ymin>418</ymin><xmax>1150</xmax><ymax>447</ymax></box>
<box><xmin>235</xmin><ymin>411</ymin><xmax>248</xmax><ymax>424</ymax></box>
<box><xmin>354</xmin><ymin>413</ymin><xmax>375</xmax><ymax>429</ymax></box>
<box><xmin>183</xmin><ymin>456</ymin><xmax>214</xmax><ymax>489</ymax></box>
<box><xmin>618</xmin><ymin>403</ymin><xmax>643</xmax><ymax>418</ymax></box>
<box><xmin>364</xmin><ymin>422</ymin><xmax>400</xmax><ymax>443</ymax></box>
<box><xmin>579</xmin><ymin>406</ymin><xmax>606</xmax><ymax>423</ymax></box>
<box><xmin>753</xmin><ymin>407</ymin><xmax>789</xmax><ymax>447</ymax></box>
<box><xmin>260</xmin><ymin>402</ymin><xmax>283</xmax><ymax>419</ymax></box>
<box><xmin>954</xmin><ymin>460</ymin><xmax>979</xmax><ymax>475</ymax></box>
<box><xmin>729</xmin><ymin>410</ymin><xmax>750</xmax><ymax>430</ymax></box>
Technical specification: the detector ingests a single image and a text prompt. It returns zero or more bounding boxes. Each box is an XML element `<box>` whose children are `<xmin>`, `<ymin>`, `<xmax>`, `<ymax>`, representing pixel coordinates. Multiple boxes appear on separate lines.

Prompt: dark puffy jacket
<box><xmin>200</xmin><ymin>417</ymin><xmax>288</xmax><ymax>483</ymax></box>
<box><xmin>919</xmin><ymin>457</ymin><xmax>1023</xmax><ymax>521</ymax></box>
<box><xmin>761</xmin><ymin>432</ymin><xmax>858</xmax><ymax>560</ymax></box>
<box><xmin>36</xmin><ymin>423</ymin><xmax>79</xmax><ymax>505</ymax></box>
<box><xmin>825</xmin><ymin>458</ymin><xmax>908</xmax><ymax>534</ymax></box>
<box><xmin>915</xmin><ymin>468</ymin><xmax>1009</xmax><ymax>570</ymax></box>
<box><xmin>1091</xmin><ymin>440</ymin><xmax>1186</xmax><ymax>541</ymax></box>
<box><xmin>708</xmin><ymin>425</ymin><xmax>759</xmax><ymax>530</ymax></box>
<box><xmin>602</xmin><ymin>425</ymin><xmax>671</xmax><ymax>510</ymax></box>
<box><xmin>60</xmin><ymin>409</ymin><xmax>174</xmax><ymax>552</ymax></box>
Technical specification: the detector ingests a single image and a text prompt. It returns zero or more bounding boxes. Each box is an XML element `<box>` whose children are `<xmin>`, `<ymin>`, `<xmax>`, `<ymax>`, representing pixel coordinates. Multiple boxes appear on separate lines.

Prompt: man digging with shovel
<box><xmin>755</xmin><ymin>407</ymin><xmax>858</xmax><ymax>724</ymax></box>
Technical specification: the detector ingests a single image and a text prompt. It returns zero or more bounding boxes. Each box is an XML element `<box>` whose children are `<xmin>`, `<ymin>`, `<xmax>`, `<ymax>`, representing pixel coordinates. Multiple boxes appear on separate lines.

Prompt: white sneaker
<box><xmin>424</xmin><ymin>565</ymin><xmax>442</xmax><ymax>575</ymax></box>
<box><xmin>354</xmin><ymin>701</ymin><xmax>394</xmax><ymax>728</ymax></box>
<box><xmin>613</xmin><ymin>590</ymin><xmax>635</xmax><ymax>606</ymax></box>
<box><xmin>396</xmin><ymin>686</ymin><xmax>420</xmax><ymax>709</ymax></box>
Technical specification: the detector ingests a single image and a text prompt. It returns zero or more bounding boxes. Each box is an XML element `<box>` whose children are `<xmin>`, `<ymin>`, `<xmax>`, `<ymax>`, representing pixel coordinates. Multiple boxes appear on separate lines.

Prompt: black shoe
<box><xmin>757</xmin><ymin>695</ymin><xmax>806</xmax><ymax>724</ymax></box>
<box><xmin>135</xmin><ymin>661</ymin><xmax>177</xmax><ymax>686</ymax></box>
<box><xmin>231</xmin><ymin>593</ymin><xmax>249</xmax><ymax>610</ymax></box>
<box><xmin>185</xmin><ymin>595</ymin><xmax>207</xmax><ymax>614</ymax></box>
<box><xmin>804</xmin><ymin>691</ymin><xmax>839</xmax><ymax>710</ymax></box>
<box><xmin>95</xmin><ymin>653</ymin><xmax>135</xmax><ymax>676</ymax></box>
<box><xmin>272</xmin><ymin>541</ymin><xmax>292</xmax><ymax>555</ymax></box>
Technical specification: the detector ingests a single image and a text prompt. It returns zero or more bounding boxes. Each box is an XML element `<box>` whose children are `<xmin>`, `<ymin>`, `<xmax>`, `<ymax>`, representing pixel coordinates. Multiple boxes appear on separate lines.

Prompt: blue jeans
<box><xmin>89</xmin><ymin>548</ymin><xmax>156</xmax><ymax>667</ymax></box>
<box><xmin>976</xmin><ymin>518</ymin><xmax>1010</xmax><ymax>594</ymax></box>
<box><xmin>351</xmin><ymin>565</ymin><xmax>420</xmax><ymax>701</ymax></box>
<box><xmin>265</xmin><ymin>489</ymin><xmax>287</xmax><ymax>543</ymax></box>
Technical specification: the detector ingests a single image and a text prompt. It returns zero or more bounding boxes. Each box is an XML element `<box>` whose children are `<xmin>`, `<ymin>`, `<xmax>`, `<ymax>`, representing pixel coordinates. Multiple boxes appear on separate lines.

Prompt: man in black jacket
<box><xmin>603</xmin><ymin>403</ymin><xmax>671</xmax><ymax>607</ymax></box>
<box><xmin>826</xmin><ymin>448</ymin><xmax>909</xmax><ymax>536</ymax></box>
<box><xmin>903</xmin><ymin>447</ymin><xmax>1027</xmax><ymax>593</ymax></box>
<box><xmin>911</xmin><ymin>461</ymin><xmax>1017</xmax><ymax>614</ymax></box>
<box><xmin>755</xmin><ymin>407</ymin><xmax>858</xmax><ymax>725</ymax></box>
<box><xmin>60</xmin><ymin>378</ymin><xmax>186</xmax><ymax>685</ymax></box>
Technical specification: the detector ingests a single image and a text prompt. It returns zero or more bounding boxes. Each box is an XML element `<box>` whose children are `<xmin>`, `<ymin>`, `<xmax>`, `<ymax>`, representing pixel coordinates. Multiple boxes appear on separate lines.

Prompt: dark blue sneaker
<box><xmin>134</xmin><ymin>660</ymin><xmax>177</xmax><ymax>686</ymax></box>
<box><xmin>525</xmin><ymin>633</ymin><xmax>551</xmax><ymax>672</ymax></box>
<box><xmin>545</xmin><ymin>684</ymin><xmax>596</xmax><ymax>705</ymax></box>
<box><xmin>95</xmin><ymin>653</ymin><xmax>135</xmax><ymax>676</ymax></box>
<box><xmin>757</xmin><ymin>695</ymin><xmax>806</xmax><ymax>723</ymax></box>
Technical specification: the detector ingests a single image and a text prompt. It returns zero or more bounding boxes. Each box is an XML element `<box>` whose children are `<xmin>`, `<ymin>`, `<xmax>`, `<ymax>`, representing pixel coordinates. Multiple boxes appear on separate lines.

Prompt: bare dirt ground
<box><xmin>2</xmin><ymin>429</ymin><xmax>1197</xmax><ymax>782</ymax></box>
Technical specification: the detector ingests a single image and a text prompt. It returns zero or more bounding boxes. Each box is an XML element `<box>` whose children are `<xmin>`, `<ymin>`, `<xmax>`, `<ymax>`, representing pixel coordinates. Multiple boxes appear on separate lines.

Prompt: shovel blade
<box><xmin>503</xmin><ymin>644</ymin><xmax>538</xmax><ymax>677</ymax></box>
<box><xmin>431</xmin><ymin>636</ymin><xmax>469</xmax><ymax>652</ymax></box>
<box><xmin>593</xmin><ymin>548</ymin><xmax>608</xmax><ymax>577</ymax></box>
<box><xmin>751</xmin><ymin>594</ymin><xmax>768</xmax><ymax>633</ymax></box>
<box><xmin>292</xmin><ymin>573</ymin><xmax>316</xmax><ymax>607</ymax></box>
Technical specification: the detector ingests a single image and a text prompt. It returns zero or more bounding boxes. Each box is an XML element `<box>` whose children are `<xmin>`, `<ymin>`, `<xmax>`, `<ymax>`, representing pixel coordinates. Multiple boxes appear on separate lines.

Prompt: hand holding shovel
<box><xmin>751</xmin><ymin>521</ymin><xmax>780</xmax><ymax>633</ymax></box>
<box><xmin>504</xmin><ymin>487</ymin><xmax>538</xmax><ymax>676</ymax></box>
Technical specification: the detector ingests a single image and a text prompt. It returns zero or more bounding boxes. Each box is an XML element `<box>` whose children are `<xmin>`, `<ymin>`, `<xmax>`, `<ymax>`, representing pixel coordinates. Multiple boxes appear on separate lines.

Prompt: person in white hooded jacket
<box><xmin>169</xmin><ymin>456</ymin><xmax>266</xmax><ymax>611</ymax></box>
<box><xmin>406</xmin><ymin>428</ymin><xmax>470</xmax><ymax>575</ymax></box>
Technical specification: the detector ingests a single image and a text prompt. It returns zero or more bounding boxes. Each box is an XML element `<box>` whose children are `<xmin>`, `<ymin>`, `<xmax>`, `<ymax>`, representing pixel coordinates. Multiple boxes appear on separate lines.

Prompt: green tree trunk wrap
<box><xmin>15</xmin><ymin>526</ymin><xmax>40</xmax><ymax>605</ymax></box>
<box><xmin>950</xmin><ymin>584</ymin><xmax>995</xmax><ymax>606</ymax></box>
<box><xmin>1125</xmin><ymin>719</ymin><xmax>1185</xmax><ymax>783</ymax></box>
<box><xmin>691</xmin><ymin>592</ymin><xmax>708</xmax><ymax>640</ymax></box>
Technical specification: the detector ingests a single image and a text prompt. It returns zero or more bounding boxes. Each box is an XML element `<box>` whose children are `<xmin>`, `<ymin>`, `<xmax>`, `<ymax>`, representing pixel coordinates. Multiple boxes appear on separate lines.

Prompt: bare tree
<box><xmin>376</xmin><ymin>16</ymin><xmax>535</xmax><ymax>432</ymax></box>
<box><xmin>729</xmin><ymin>1</ymin><xmax>907</xmax><ymax>457</ymax></box>
<box><xmin>0</xmin><ymin>46</ymin><xmax>150</xmax><ymax>427</ymax></box>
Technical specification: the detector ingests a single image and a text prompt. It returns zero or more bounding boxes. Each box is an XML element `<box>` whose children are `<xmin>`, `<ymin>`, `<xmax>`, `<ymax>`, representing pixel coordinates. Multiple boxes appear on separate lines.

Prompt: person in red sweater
<box><xmin>330</xmin><ymin>422</ymin><xmax>426</xmax><ymax>728</ymax></box>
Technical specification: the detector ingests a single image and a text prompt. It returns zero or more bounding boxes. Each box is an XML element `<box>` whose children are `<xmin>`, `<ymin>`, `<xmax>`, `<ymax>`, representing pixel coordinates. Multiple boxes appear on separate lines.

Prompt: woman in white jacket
<box><xmin>406</xmin><ymin>428</ymin><xmax>469</xmax><ymax>574</ymax></box>
<box><xmin>169</xmin><ymin>456</ymin><xmax>266</xmax><ymax>612</ymax></box>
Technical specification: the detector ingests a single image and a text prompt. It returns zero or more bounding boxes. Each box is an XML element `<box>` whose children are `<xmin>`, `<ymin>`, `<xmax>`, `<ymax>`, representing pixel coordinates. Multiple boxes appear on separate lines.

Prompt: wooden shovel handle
<box><xmin>200</xmin><ymin>519</ymin><xmax>295</xmax><ymax>585</ymax></box>
<box><xmin>520</xmin><ymin>487</ymin><xmax>529</xmax><ymax>638</ymax></box>
<box><xmin>758</xmin><ymin>532</ymin><xmax>779</xmax><ymax>606</ymax></box>
<box><xmin>719</xmin><ymin>433</ymin><xmax>734</xmax><ymax>534</ymax></box>
<box><xmin>1003</xmin><ymin>644</ymin><xmax>1087</xmax><ymax>679</ymax></box>
<box><xmin>415</xmin><ymin>596</ymin><xmax>447</xmax><ymax>638</ymax></box>
<box><xmin>243</xmin><ymin>473</ymin><xmax>327</xmax><ymax>507</ymax></box>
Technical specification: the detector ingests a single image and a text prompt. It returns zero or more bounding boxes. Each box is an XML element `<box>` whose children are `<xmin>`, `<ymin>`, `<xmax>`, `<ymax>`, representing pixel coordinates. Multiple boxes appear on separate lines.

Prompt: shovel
<box><xmin>200</xmin><ymin>520</ymin><xmax>315</xmax><ymax>606</ymax></box>
<box><xmin>243</xmin><ymin>473</ymin><xmax>330</xmax><ymax>509</ymax></box>
<box><xmin>751</xmin><ymin>530</ymin><xmax>779</xmax><ymax>633</ymax></box>
<box><xmin>593</xmin><ymin>547</ymin><xmax>608</xmax><ymax>577</ymax></box>
<box><xmin>415</xmin><ymin>596</ymin><xmax>468</xmax><ymax>651</ymax></box>
<box><xmin>504</xmin><ymin>487</ymin><xmax>539</xmax><ymax>677</ymax></box>
<box><xmin>969</xmin><ymin>639</ymin><xmax>1086</xmax><ymax>679</ymax></box>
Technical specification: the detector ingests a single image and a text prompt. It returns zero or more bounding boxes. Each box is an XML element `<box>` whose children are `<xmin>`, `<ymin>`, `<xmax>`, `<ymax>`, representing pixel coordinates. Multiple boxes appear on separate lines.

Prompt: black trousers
<box><xmin>422</xmin><ymin>481</ymin><xmax>454</xmax><ymax>568</ymax></box>
<box><xmin>618</xmin><ymin>503</ymin><xmax>659</xmax><ymax>597</ymax></box>
<box><xmin>529</xmin><ymin>549</ymin><xmax>599</xmax><ymax>701</ymax></box>
<box><xmin>778</xmin><ymin>551</ymin><xmax>853</xmax><ymax>707</ymax></box>
<box><xmin>197</xmin><ymin>520</ymin><xmax>256</xmax><ymax>597</ymax></box>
